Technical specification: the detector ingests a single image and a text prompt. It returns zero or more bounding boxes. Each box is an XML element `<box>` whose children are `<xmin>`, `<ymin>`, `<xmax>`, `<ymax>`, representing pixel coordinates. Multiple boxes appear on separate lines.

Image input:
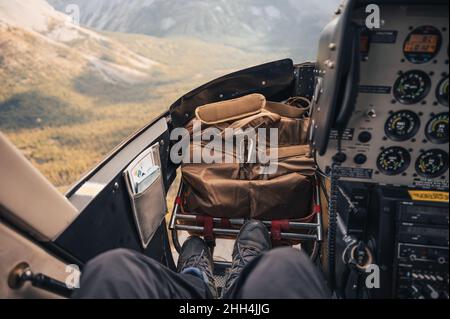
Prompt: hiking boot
<box><xmin>177</xmin><ymin>236</ymin><xmax>218</xmax><ymax>298</ymax></box>
<box><xmin>222</xmin><ymin>220</ymin><xmax>271</xmax><ymax>297</ymax></box>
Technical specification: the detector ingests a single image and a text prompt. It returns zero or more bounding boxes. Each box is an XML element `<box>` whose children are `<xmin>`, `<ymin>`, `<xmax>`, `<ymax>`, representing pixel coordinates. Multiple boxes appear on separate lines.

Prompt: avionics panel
<box><xmin>317</xmin><ymin>4</ymin><xmax>449</xmax><ymax>190</ymax></box>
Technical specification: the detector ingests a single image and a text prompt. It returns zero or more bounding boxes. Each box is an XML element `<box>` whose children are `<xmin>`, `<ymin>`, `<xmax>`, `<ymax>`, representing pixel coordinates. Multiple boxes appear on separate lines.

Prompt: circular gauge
<box><xmin>436</xmin><ymin>76</ymin><xmax>449</xmax><ymax>107</ymax></box>
<box><xmin>394</xmin><ymin>70</ymin><xmax>431</xmax><ymax>104</ymax></box>
<box><xmin>403</xmin><ymin>26</ymin><xmax>442</xmax><ymax>64</ymax></box>
<box><xmin>377</xmin><ymin>147</ymin><xmax>411</xmax><ymax>175</ymax></box>
<box><xmin>385</xmin><ymin>110</ymin><xmax>421</xmax><ymax>141</ymax></box>
<box><xmin>415</xmin><ymin>149</ymin><xmax>449</xmax><ymax>178</ymax></box>
<box><xmin>426</xmin><ymin>113</ymin><xmax>449</xmax><ymax>144</ymax></box>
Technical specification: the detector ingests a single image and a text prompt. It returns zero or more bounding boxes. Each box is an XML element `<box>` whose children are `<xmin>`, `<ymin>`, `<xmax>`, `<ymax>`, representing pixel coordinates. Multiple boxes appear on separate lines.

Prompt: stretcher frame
<box><xmin>168</xmin><ymin>174</ymin><xmax>324</xmax><ymax>259</ymax></box>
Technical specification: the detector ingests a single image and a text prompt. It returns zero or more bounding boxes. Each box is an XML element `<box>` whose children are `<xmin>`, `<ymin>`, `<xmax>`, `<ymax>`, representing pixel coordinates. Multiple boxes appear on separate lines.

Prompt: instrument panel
<box><xmin>317</xmin><ymin>4</ymin><xmax>449</xmax><ymax>190</ymax></box>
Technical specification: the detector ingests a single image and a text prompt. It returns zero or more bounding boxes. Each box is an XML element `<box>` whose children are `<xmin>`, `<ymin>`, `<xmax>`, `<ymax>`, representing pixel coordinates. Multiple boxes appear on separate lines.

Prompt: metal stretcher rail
<box><xmin>175</xmin><ymin>224</ymin><xmax>318</xmax><ymax>240</ymax></box>
<box><xmin>176</xmin><ymin>214</ymin><xmax>320</xmax><ymax>230</ymax></box>
<box><xmin>168</xmin><ymin>178</ymin><xmax>324</xmax><ymax>254</ymax></box>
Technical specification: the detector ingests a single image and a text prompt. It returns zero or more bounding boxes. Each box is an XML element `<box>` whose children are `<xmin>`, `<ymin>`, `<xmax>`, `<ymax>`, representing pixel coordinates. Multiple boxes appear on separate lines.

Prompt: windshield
<box><xmin>0</xmin><ymin>0</ymin><xmax>339</xmax><ymax>192</ymax></box>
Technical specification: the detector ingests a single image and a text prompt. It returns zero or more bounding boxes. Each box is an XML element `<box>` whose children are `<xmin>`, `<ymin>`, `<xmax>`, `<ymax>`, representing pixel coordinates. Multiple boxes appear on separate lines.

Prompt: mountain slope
<box><xmin>0</xmin><ymin>0</ymin><xmax>279</xmax><ymax>190</ymax></box>
<box><xmin>0</xmin><ymin>0</ymin><xmax>275</xmax><ymax>125</ymax></box>
<box><xmin>48</xmin><ymin>0</ymin><xmax>340</xmax><ymax>60</ymax></box>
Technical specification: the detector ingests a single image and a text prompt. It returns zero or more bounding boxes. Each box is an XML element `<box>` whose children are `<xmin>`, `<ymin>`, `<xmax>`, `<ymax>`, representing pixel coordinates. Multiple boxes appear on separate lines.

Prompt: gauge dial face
<box><xmin>394</xmin><ymin>70</ymin><xmax>431</xmax><ymax>104</ymax></box>
<box><xmin>426</xmin><ymin>113</ymin><xmax>449</xmax><ymax>144</ymax></box>
<box><xmin>403</xmin><ymin>26</ymin><xmax>442</xmax><ymax>64</ymax></box>
<box><xmin>415</xmin><ymin>149</ymin><xmax>449</xmax><ymax>178</ymax></box>
<box><xmin>377</xmin><ymin>147</ymin><xmax>411</xmax><ymax>175</ymax></box>
<box><xmin>385</xmin><ymin>111</ymin><xmax>420</xmax><ymax>141</ymax></box>
<box><xmin>436</xmin><ymin>77</ymin><xmax>449</xmax><ymax>107</ymax></box>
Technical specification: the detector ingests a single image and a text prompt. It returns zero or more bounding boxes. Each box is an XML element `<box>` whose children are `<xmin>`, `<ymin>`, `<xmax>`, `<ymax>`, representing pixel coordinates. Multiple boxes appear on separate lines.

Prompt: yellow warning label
<box><xmin>408</xmin><ymin>190</ymin><xmax>449</xmax><ymax>203</ymax></box>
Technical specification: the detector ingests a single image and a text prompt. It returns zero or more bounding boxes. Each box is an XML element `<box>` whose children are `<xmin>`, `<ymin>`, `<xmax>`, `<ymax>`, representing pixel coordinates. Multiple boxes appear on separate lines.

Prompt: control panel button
<box><xmin>354</xmin><ymin>154</ymin><xmax>368</xmax><ymax>165</ymax></box>
<box><xmin>358</xmin><ymin>131</ymin><xmax>372</xmax><ymax>143</ymax></box>
<box><xmin>333</xmin><ymin>152</ymin><xmax>347</xmax><ymax>163</ymax></box>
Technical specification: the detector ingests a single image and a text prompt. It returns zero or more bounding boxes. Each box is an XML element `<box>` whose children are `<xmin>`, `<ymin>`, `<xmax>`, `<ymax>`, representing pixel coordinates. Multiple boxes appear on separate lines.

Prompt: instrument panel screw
<box><xmin>326</xmin><ymin>60</ymin><xmax>335</xmax><ymax>69</ymax></box>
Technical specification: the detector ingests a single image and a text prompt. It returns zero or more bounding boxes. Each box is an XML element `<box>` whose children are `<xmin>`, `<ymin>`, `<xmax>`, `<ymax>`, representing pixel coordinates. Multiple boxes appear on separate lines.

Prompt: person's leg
<box><xmin>73</xmin><ymin>247</ymin><xmax>214</xmax><ymax>299</ymax></box>
<box><xmin>229</xmin><ymin>247</ymin><xmax>331</xmax><ymax>299</ymax></box>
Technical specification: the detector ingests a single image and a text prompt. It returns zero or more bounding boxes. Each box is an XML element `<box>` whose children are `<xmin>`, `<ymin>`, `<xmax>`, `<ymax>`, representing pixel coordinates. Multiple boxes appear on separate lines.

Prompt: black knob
<box><xmin>354</xmin><ymin>153</ymin><xmax>368</xmax><ymax>165</ymax></box>
<box><xmin>358</xmin><ymin>131</ymin><xmax>372</xmax><ymax>143</ymax></box>
<box><xmin>333</xmin><ymin>152</ymin><xmax>347</xmax><ymax>163</ymax></box>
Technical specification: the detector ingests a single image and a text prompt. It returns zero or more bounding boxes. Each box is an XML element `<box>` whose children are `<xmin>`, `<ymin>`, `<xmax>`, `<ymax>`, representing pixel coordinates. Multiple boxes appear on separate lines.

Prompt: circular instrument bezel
<box><xmin>415</xmin><ymin>149</ymin><xmax>449</xmax><ymax>178</ymax></box>
<box><xmin>436</xmin><ymin>76</ymin><xmax>449</xmax><ymax>107</ymax></box>
<box><xmin>403</xmin><ymin>25</ymin><xmax>442</xmax><ymax>64</ymax></box>
<box><xmin>393</xmin><ymin>70</ymin><xmax>431</xmax><ymax>105</ymax></box>
<box><xmin>425</xmin><ymin>112</ymin><xmax>449</xmax><ymax>144</ymax></box>
<box><xmin>377</xmin><ymin>146</ymin><xmax>411</xmax><ymax>176</ymax></box>
<box><xmin>385</xmin><ymin>110</ymin><xmax>421</xmax><ymax>141</ymax></box>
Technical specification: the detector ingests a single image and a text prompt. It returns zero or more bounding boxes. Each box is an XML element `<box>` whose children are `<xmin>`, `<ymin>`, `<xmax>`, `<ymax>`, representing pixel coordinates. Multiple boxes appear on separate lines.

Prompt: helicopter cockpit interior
<box><xmin>0</xmin><ymin>0</ymin><xmax>448</xmax><ymax>300</ymax></box>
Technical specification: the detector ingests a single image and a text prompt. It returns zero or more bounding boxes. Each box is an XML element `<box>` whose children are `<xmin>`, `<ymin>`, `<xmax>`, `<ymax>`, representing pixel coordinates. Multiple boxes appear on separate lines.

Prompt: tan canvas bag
<box><xmin>181</xmin><ymin>94</ymin><xmax>315</xmax><ymax>220</ymax></box>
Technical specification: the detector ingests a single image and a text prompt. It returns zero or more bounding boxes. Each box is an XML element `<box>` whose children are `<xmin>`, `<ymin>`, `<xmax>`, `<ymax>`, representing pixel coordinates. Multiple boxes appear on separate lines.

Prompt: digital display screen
<box><xmin>404</xmin><ymin>34</ymin><xmax>439</xmax><ymax>53</ymax></box>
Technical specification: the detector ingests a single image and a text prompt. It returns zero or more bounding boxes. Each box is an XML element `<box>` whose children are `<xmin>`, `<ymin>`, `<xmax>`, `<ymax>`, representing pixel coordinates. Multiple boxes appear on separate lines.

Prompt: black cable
<box><xmin>327</xmin><ymin>169</ymin><xmax>338</xmax><ymax>290</ymax></box>
<box><xmin>327</xmin><ymin>131</ymin><xmax>343</xmax><ymax>291</ymax></box>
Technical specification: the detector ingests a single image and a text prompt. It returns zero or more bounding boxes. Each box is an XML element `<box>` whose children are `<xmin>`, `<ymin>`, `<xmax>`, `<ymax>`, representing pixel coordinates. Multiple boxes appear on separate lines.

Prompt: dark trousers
<box><xmin>73</xmin><ymin>247</ymin><xmax>330</xmax><ymax>299</ymax></box>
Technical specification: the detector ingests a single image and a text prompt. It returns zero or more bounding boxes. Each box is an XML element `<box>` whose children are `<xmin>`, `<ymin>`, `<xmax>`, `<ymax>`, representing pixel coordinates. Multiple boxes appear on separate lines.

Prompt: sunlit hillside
<box><xmin>0</xmin><ymin>0</ymin><xmax>279</xmax><ymax>191</ymax></box>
